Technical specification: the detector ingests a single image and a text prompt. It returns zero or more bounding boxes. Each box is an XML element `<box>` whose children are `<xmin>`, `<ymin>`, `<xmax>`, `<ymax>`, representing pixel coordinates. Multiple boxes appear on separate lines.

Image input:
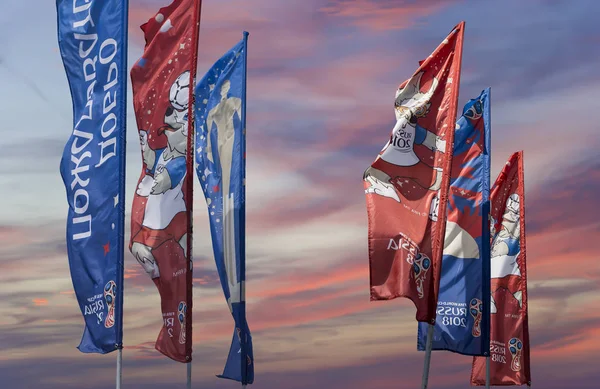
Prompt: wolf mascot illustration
<box><xmin>364</xmin><ymin>71</ymin><xmax>446</xmax><ymax>221</ymax></box>
<box><xmin>131</xmin><ymin>71</ymin><xmax>189</xmax><ymax>279</ymax></box>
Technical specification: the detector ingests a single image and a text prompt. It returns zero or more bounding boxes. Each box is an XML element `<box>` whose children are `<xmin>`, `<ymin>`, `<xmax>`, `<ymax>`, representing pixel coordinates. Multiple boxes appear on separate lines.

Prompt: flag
<box><xmin>129</xmin><ymin>0</ymin><xmax>201</xmax><ymax>363</ymax></box>
<box><xmin>363</xmin><ymin>22</ymin><xmax>465</xmax><ymax>322</ymax></box>
<box><xmin>471</xmin><ymin>151</ymin><xmax>531</xmax><ymax>385</ymax></box>
<box><xmin>194</xmin><ymin>32</ymin><xmax>254</xmax><ymax>384</ymax></box>
<box><xmin>57</xmin><ymin>0</ymin><xmax>128</xmax><ymax>353</ymax></box>
<box><xmin>417</xmin><ymin>88</ymin><xmax>491</xmax><ymax>355</ymax></box>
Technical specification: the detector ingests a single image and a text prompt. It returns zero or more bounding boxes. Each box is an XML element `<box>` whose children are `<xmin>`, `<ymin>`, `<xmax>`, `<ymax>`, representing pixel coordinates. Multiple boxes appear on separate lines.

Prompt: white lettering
<box><xmin>99</xmin><ymin>39</ymin><xmax>117</xmax><ymax>65</ymax></box>
<box><xmin>82</xmin><ymin>56</ymin><xmax>97</xmax><ymax>82</ymax></box>
<box><xmin>70</xmin><ymin>151</ymin><xmax>91</xmax><ymax>189</ymax></box>
<box><xmin>74</xmin><ymin>99</ymin><xmax>93</xmax><ymax>130</ymax></box>
<box><xmin>74</xmin><ymin>33</ymin><xmax>98</xmax><ymax>58</ymax></box>
<box><xmin>95</xmin><ymin>138</ymin><xmax>117</xmax><ymax>167</ymax></box>
<box><xmin>104</xmin><ymin>62</ymin><xmax>118</xmax><ymax>92</ymax></box>
<box><xmin>73</xmin><ymin>214</ymin><xmax>92</xmax><ymax>240</ymax></box>
<box><xmin>100</xmin><ymin>113</ymin><xmax>117</xmax><ymax>137</ymax></box>
<box><xmin>70</xmin><ymin>129</ymin><xmax>93</xmax><ymax>155</ymax></box>
<box><xmin>103</xmin><ymin>91</ymin><xmax>116</xmax><ymax>114</ymax></box>
<box><xmin>73</xmin><ymin>189</ymin><xmax>89</xmax><ymax>214</ymax></box>
<box><xmin>72</xmin><ymin>0</ymin><xmax>95</xmax><ymax>29</ymax></box>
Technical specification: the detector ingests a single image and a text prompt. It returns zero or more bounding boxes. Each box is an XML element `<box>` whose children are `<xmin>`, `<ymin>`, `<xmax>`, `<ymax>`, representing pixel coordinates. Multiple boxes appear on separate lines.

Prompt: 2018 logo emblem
<box><xmin>509</xmin><ymin>337</ymin><xmax>523</xmax><ymax>371</ymax></box>
<box><xmin>178</xmin><ymin>301</ymin><xmax>187</xmax><ymax>345</ymax></box>
<box><xmin>469</xmin><ymin>298</ymin><xmax>482</xmax><ymax>337</ymax></box>
<box><xmin>104</xmin><ymin>281</ymin><xmax>116</xmax><ymax>328</ymax></box>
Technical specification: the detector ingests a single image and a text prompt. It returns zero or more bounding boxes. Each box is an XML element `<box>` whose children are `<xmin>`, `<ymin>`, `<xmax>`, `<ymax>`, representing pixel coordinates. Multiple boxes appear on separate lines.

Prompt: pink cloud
<box><xmin>320</xmin><ymin>0</ymin><xmax>462</xmax><ymax>31</ymax></box>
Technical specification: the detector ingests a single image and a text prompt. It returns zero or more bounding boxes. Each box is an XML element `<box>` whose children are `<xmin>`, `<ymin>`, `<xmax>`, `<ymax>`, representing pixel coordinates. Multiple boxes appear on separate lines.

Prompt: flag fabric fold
<box><xmin>129</xmin><ymin>0</ymin><xmax>201</xmax><ymax>363</ymax></box>
<box><xmin>57</xmin><ymin>0</ymin><xmax>128</xmax><ymax>353</ymax></box>
<box><xmin>417</xmin><ymin>88</ymin><xmax>491</xmax><ymax>356</ymax></box>
<box><xmin>471</xmin><ymin>151</ymin><xmax>531</xmax><ymax>385</ymax></box>
<box><xmin>363</xmin><ymin>22</ymin><xmax>465</xmax><ymax>323</ymax></box>
<box><xmin>194</xmin><ymin>32</ymin><xmax>254</xmax><ymax>385</ymax></box>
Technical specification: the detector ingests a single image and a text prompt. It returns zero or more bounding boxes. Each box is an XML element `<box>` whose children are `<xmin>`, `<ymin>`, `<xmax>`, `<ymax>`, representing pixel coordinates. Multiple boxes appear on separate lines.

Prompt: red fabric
<box><xmin>471</xmin><ymin>151</ymin><xmax>531</xmax><ymax>385</ymax></box>
<box><xmin>365</xmin><ymin>22</ymin><xmax>465</xmax><ymax>323</ymax></box>
<box><xmin>129</xmin><ymin>0</ymin><xmax>201</xmax><ymax>363</ymax></box>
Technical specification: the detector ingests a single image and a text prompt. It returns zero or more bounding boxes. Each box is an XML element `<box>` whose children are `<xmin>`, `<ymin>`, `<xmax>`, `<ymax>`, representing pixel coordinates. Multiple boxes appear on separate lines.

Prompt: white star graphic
<box><xmin>113</xmin><ymin>195</ymin><xmax>119</xmax><ymax>207</ymax></box>
<box><xmin>180</xmin><ymin>43</ymin><xmax>186</xmax><ymax>50</ymax></box>
<box><xmin>204</xmin><ymin>167</ymin><xmax>212</xmax><ymax>177</ymax></box>
<box><xmin>209</xmin><ymin>84</ymin><xmax>215</xmax><ymax>91</ymax></box>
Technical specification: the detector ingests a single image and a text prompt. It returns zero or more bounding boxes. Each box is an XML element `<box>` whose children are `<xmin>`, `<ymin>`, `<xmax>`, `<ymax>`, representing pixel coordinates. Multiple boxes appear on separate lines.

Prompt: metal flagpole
<box><xmin>421</xmin><ymin>323</ymin><xmax>435</xmax><ymax>389</ymax></box>
<box><xmin>116</xmin><ymin>348</ymin><xmax>123</xmax><ymax>389</ymax></box>
<box><xmin>185</xmin><ymin>1</ymin><xmax>203</xmax><ymax>388</ymax></box>
<box><xmin>485</xmin><ymin>356</ymin><xmax>490</xmax><ymax>389</ymax></box>
<box><xmin>187</xmin><ymin>362</ymin><xmax>192</xmax><ymax>389</ymax></box>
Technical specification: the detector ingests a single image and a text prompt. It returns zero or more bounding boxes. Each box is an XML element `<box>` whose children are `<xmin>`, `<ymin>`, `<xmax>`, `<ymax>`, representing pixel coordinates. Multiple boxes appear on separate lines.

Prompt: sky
<box><xmin>1</xmin><ymin>0</ymin><xmax>600</xmax><ymax>388</ymax></box>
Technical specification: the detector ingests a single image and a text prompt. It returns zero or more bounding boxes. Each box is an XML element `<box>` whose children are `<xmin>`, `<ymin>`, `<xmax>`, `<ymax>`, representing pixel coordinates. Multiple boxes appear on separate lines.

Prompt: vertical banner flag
<box><xmin>194</xmin><ymin>32</ymin><xmax>254</xmax><ymax>384</ymax></box>
<box><xmin>57</xmin><ymin>0</ymin><xmax>128</xmax><ymax>353</ymax></box>
<box><xmin>472</xmin><ymin>151</ymin><xmax>531</xmax><ymax>386</ymax></box>
<box><xmin>417</xmin><ymin>88</ymin><xmax>491</xmax><ymax>355</ymax></box>
<box><xmin>129</xmin><ymin>0</ymin><xmax>201</xmax><ymax>363</ymax></box>
<box><xmin>363</xmin><ymin>22</ymin><xmax>465</xmax><ymax>322</ymax></box>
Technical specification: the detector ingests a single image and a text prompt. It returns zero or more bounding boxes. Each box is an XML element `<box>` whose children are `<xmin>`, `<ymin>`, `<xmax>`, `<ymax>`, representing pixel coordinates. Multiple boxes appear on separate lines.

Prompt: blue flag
<box><xmin>57</xmin><ymin>0</ymin><xmax>128</xmax><ymax>353</ymax></box>
<box><xmin>417</xmin><ymin>88</ymin><xmax>491</xmax><ymax>356</ymax></box>
<box><xmin>195</xmin><ymin>32</ymin><xmax>254</xmax><ymax>384</ymax></box>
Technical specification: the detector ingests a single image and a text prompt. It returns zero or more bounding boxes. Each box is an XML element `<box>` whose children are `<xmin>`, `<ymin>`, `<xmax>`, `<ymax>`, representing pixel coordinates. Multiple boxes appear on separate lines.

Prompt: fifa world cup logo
<box><xmin>469</xmin><ymin>298</ymin><xmax>482</xmax><ymax>337</ymax></box>
<box><xmin>413</xmin><ymin>253</ymin><xmax>431</xmax><ymax>299</ymax></box>
<box><xmin>509</xmin><ymin>337</ymin><xmax>523</xmax><ymax>371</ymax></box>
<box><xmin>178</xmin><ymin>302</ymin><xmax>187</xmax><ymax>345</ymax></box>
<box><xmin>104</xmin><ymin>281</ymin><xmax>116</xmax><ymax>328</ymax></box>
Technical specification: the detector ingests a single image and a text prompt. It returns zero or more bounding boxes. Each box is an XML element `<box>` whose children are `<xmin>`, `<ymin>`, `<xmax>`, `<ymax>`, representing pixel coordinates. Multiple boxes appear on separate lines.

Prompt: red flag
<box><xmin>471</xmin><ymin>151</ymin><xmax>531</xmax><ymax>385</ymax></box>
<box><xmin>363</xmin><ymin>22</ymin><xmax>465</xmax><ymax>323</ymax></box>
<box><xmin>129</xmin><ymin>0</ymin><xmax>201</xmax><ymax>363</ymax></box>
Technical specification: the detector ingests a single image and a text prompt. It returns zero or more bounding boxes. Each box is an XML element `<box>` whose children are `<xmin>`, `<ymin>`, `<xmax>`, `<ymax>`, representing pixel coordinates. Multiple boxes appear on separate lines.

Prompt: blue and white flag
<box><xmin>195</xmin><ymin>32</ymin><xmax>254</xmax><ymax>384</ymax></box>
<box><xmin>417</xmin><ymin>88</ymin><xmax>491</xmax><ymax>356</ymax></box>
<box><xmin>57</xmin><ymin>0</ymin><xmax>128</xmax><ymax>353</ymax></box>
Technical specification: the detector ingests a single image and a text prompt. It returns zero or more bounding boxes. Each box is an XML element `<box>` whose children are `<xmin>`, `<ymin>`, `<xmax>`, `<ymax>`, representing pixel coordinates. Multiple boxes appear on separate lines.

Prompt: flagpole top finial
<box><xmin>243</xmin><ymin>31</ymin><xmax>249</xmax><ymax>38</ymax></box>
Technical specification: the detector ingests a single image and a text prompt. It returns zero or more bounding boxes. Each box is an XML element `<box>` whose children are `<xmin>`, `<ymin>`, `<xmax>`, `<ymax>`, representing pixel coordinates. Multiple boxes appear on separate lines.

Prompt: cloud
<box><xmin>320</xmin><ymin>0</ymin><xmax>463</xmax><ymax>31</ymax></box>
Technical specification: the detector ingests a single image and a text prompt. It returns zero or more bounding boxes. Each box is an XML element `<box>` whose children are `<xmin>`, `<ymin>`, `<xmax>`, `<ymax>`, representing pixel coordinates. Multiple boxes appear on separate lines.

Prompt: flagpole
<box><xmin>184</xmin><ymin>0</ymin><xmax>203</xmax><ymax>386</ymax></box>
<box><xmin>240</xmin><ymin>31</ymin><xmax>250</xmax><ymax>389</ymax></box>
<box><xmin>485</xmin><ymin>356</ymin><xmax>490</xmax><ymax>389</ymax></box>
<box><xmin>421</xmin><ymin>323</ymin><xmax>435</xmax><ymax>389</ymax></box>
<box><xmin>116</xmin><ymin>1</ymin><xmax>129</xmax><ymax>388</ymax></box>
<box><xmin>116</xmin><ymin>348</ymin><xmax>123</xmax><ymax>389</ymax></box>
<box><xmin>187</xmin><ymin>362</ymin><xmax>192</xmax><ymax>389</ymax></box>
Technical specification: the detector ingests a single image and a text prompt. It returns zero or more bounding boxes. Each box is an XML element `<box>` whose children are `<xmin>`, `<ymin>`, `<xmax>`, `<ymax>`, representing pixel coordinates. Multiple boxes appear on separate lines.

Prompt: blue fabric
<box><xmin>414</xmin><ymin>123</ymin><xmax>427</xmax><ymax>145</ymax></box>
<box><xmin>56</xmin><ymin>0</ymin><xmax>127</xmax><ymax>353</ymax></box>
<box><xmin>164</xmin><ymin>156</ymin><xmax>186</xmax><ymax>190</ymax></box>
<box><xmin>194</xmin><ymin>32</ymin><xmax>254</xmax><ymax>385</ymax></box>
<box><xmin>417</xmin><ymin>88</ymin><xmax>491</xmax><ymax>356</ymax></box>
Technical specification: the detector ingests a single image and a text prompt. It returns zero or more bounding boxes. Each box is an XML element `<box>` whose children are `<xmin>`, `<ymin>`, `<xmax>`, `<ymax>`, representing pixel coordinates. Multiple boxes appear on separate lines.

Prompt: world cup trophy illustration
<box><xmin>469</xmin><ymin>298</ymin><xmax>483</xmax><ymax>337</ymax></box>
<box><xmin>413</xmin><ymin>253</ymin><xmax>431</xmax><ymax>299</ymax></box>
<box><xmin>104</xmin><ymin>280</ymin><xmax>116</xmax><ymax>328</ymax></box>
<box><xmin>508</xmin><ymin>337</ymin><xmax>523</xmax><ymax>371</ymax></box>
<box><xmin>178</xmin><ymin>301</ymin><xmax>187</xmax><ymax>345</ymax></box>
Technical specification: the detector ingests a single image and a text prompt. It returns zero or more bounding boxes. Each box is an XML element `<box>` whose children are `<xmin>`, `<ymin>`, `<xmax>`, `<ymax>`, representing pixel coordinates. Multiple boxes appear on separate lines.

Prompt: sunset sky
<box><xmin>1</xmin><ymin>0</ymin><xmax>600</xmax><ymax>388</ymax></box>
